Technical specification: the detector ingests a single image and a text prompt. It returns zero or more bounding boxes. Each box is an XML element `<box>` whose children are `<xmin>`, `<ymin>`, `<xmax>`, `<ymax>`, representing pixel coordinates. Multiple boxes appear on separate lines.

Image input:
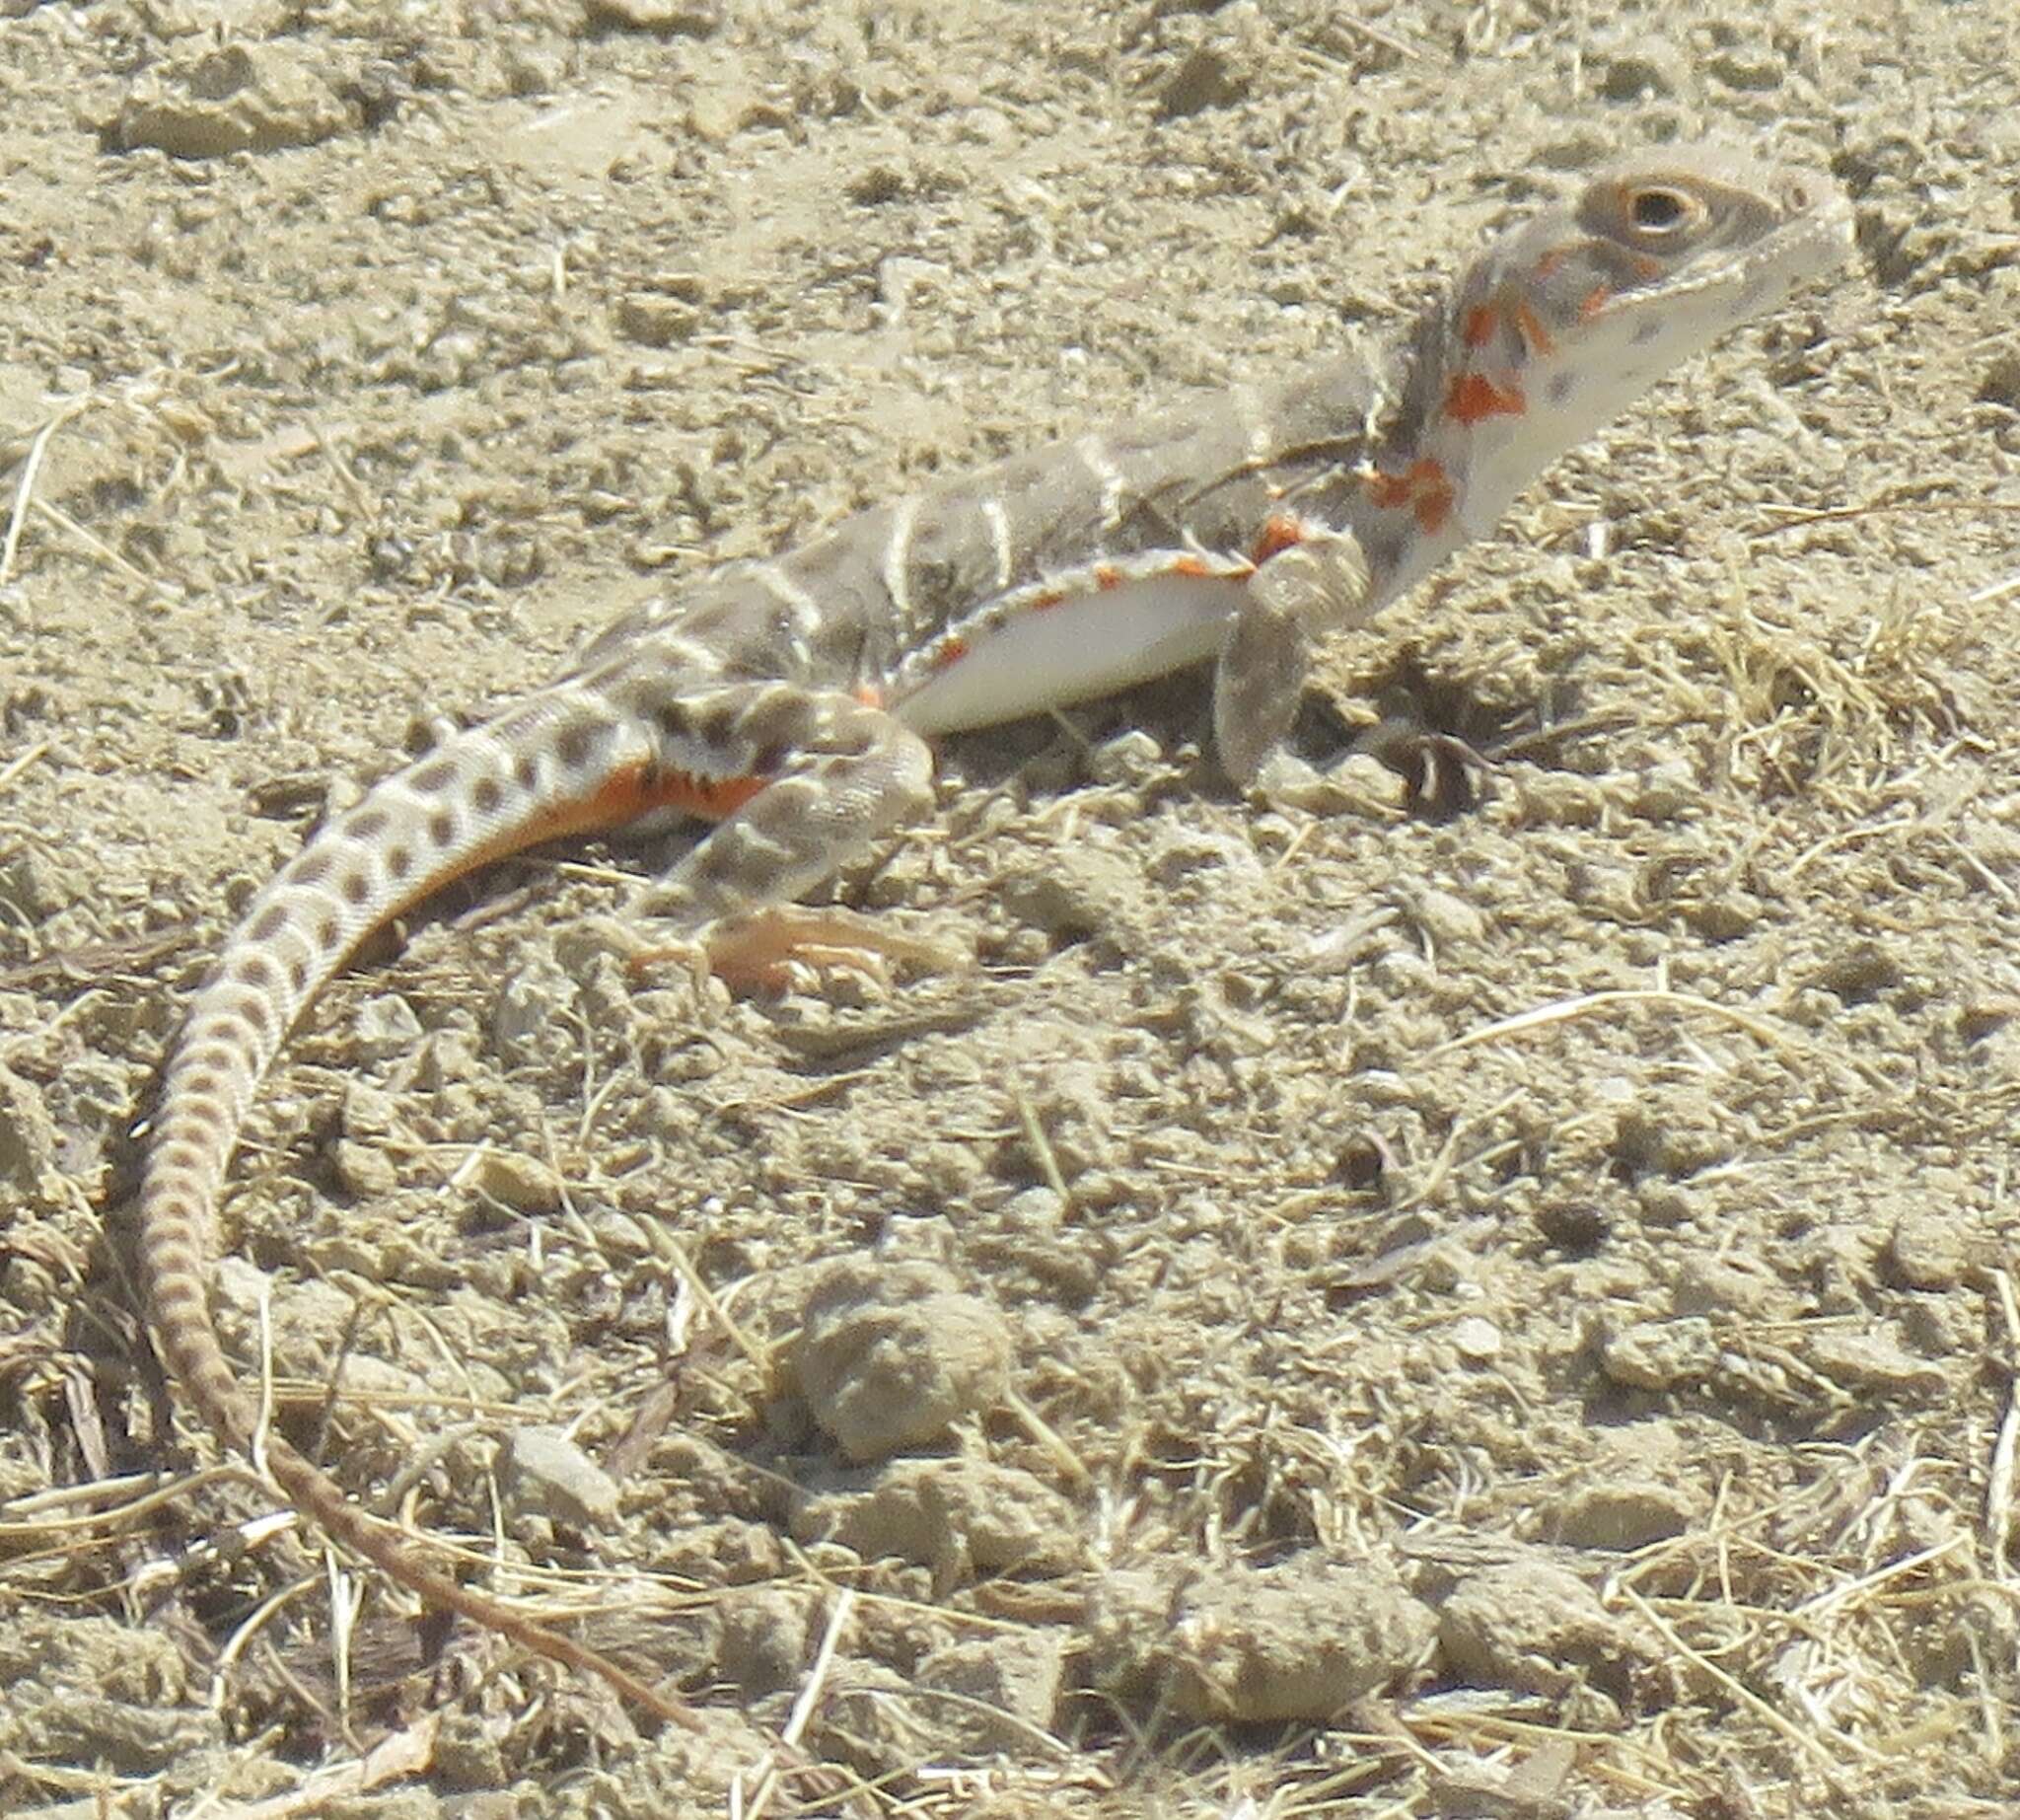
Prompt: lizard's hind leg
<box><xmin>618</xmin><ymin>679</ymin><xmax>954</xmax><ymax>988</ymax></box>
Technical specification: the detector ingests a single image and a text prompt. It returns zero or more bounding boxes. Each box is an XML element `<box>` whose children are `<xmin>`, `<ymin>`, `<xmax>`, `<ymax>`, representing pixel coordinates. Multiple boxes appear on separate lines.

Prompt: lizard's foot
<box><xmin>1355</xmin><ymin>721</ymin><xmax>1494</xmax><ymax>820</ymax></box>
<box><xmin>624</xmin><ymin>904</ymin><xmax>971</xmax><ymax>995</ymax></box>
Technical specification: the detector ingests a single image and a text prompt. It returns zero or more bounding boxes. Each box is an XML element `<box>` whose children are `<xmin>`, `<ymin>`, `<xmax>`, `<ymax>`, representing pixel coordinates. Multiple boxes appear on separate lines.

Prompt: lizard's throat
<box><xmin>1402</xmin><ymin>346</ymin><xmax>1686</xmax><ymax>552</ymax></box>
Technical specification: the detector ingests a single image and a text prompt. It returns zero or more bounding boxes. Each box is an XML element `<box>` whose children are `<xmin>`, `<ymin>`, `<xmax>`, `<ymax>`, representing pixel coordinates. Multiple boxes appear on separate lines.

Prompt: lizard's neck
<box><xmin>1339</xmin><ymin>268</ymin><xmax>1571</xmax><ymax>616</ymax></box>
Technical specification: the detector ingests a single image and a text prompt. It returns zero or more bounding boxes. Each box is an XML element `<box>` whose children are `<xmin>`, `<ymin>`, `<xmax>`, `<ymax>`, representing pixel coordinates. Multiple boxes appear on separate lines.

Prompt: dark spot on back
<box><xmin>471</xmin><ymin>775</ymin><xmax>505</xmax><ymax>815</ymax></box>
<box><xmin>317</xmin><ymin>916</ymin><xmax>341</xmax><ymax>952</ymax></box>
<box><xmin>386</xmin><ymin>845</ymin><xmax>413</xmax><ymax>882</ymax></box>
<box><xmin>292</xmin><ymin>849</ymin><xmax>335</xmax><ymax>888</ymax></box>
<box><xmin>348</xmin><ymin>808</ymin><xmax>391</xmax><ymax>840</ymax></box>
<box><xmin>249</xmin><ymin>904</ymin><xmax>289</xmax><ymax>943</ymax></box>
<box><xmin>428</xmin><ymin>810</ymin><xmax>457</xmax><ymax>849</ymax></box>
<box><xmin>232</xmin><ymin>952</ymin><xmax>279</xmax><ymax>991</ymax></box>
<box><xmin>554</xmin><ymin>719</ymin><xmax>607</xmax><ymax>771</ymax></box>
<box><xmin>514</xmin><ymin>755</ymin><xmax>541</xmax><ymax>792</ymax></box>
<box><xmin>288</xmin><ymin>956</ymin><xmax>310</xmax><ymax>992</ymax></box>
<box><xmin>409</xmin><ymin>757</ymin><xmax>460</xmax><ymax>796</ymax></box>
<box><xmin>341</xmin><ymin>871</ymin><xmax>372</xmax><ymax>907</ymax></box>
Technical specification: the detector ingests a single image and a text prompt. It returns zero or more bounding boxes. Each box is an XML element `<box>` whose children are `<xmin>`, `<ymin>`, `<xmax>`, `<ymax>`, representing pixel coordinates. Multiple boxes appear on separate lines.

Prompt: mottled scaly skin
<box><xmin>136</xmin><ymin>145</ymin><xmax>1854</xmax><ymax>1721</ymax></box>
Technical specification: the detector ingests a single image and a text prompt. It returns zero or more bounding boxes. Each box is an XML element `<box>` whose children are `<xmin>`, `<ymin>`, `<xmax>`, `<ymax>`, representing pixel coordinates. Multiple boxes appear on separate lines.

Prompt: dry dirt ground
<box><xmin>2</xmin><ymin>0</ymin><xmax>2018</xmax><ymax>1815</ymax></box>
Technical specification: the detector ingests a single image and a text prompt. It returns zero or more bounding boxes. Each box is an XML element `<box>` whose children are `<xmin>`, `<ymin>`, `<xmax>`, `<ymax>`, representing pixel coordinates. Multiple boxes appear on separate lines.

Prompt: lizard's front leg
<box><xmin>1212</xmin><ymin>528</ymin><xmax>1373</xmax><ymax>784</ymax></box>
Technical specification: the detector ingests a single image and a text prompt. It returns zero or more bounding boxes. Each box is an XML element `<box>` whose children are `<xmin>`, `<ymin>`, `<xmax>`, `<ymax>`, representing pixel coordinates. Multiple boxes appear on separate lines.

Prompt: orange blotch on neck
<box><xmin>1578</xmin><ymin>284</ymin><xmax>1616</xmax><ymax>322</ymax></box>
<box><xmin>1513</xmin><ymin>302</ymin><xmax>1554</xmax><ymax>357</ymax></box>
<box><xmin>1366</xmin><ymin>458</ymin><xmax>1454</xmax><ymax>537</ymax></box>
<box><xmin>1444</xmin><ymin>371</ymin><xmax>1528</xmax><ymax>426</ymax></box>
<box><xmin>1461</xmin><ymin>303</ymin><xmax>1500</xmax><ymax>348</ymax></box>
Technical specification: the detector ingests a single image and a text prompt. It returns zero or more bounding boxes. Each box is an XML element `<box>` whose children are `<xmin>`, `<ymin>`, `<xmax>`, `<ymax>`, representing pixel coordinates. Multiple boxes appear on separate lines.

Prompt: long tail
<box><xmin>137</xmin><ymin>686</ymin><xmax>697</xmax><ymax>1727</ymax></box>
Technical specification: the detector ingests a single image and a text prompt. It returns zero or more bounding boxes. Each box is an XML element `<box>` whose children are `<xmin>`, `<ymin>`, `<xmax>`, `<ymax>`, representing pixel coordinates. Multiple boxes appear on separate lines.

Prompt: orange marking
<box><xmin>853</xmin><ymin>681</ymin><xmax>888</xmax><ymax>709</ymax></box>
<box><xmin>1366</xmin><ymin>459</ymin><xmax>1452</xmax><ymax>538</ymax></box>
<box><xmin>1411</xmin><ymin>470</ymin><xmax>1454</xmax><ymax>537</ymax></box>
<box><xmin>1533</xmin><ymin>246</ymin><xmax>1569</xmax><ymax>280</ymax></box>
<box><xmin>338</xmin><ymin>760</ymin><xmax>773</xmax><ymax>936</ymax></box>
<box><xmin>1032</xmin><ymin>589</ymin><xmax>1067</xmax><ymax>611</ymax></box>
<box><xmin>521</xmin><ymin>760</ymin><xmax>764</xmax><ymax>840</ymax></box>
<box><xmin>930</xmin><ymin>635</ymin><xmax>970</xmax><ymax>669</ymax></box>
<box><xmin>1462</xmin><ymin>303</ymin><xmax>1499</xmax><ymax>348</ymax></box>
<box><xmin>1171</xmin><ymin>553</ymin><xmax>1216</xmax><ymax>579</ymax></box>
<box><xmin>1444</xmin><ymin>371</ymin><xmax>1526</xmax><ymax>426</ymax></box>
<box><xmin>1094</xmin><ymin>562</ymin><xmax>1122</xmax><ymax>590</ymax></box>
<box><xmin>1250</xmin><ymin>512</ymin><xmax>1307</xmax><ymax>563</ymax></box>
<box><xmin>1579</xmin><ymin>284</ymin><xmax>1614</xmax><ymax>321</ymax></box>
<box><xmin>1513</xmin><ymin>302</ymin><xmax>1553</xmax><ymax>357</ymax></box>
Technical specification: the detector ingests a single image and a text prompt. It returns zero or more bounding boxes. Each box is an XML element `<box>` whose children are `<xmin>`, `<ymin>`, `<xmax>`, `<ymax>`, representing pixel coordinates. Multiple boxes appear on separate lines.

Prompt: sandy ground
<box><xmin>3</xmin><ymin>0</ymin><xmax>2019</xmax><ymax>1814</ymax></box>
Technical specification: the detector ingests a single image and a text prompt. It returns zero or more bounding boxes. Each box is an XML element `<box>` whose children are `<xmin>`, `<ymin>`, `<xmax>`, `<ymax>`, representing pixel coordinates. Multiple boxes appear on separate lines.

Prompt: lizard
<box><xmin>134</xmin><ymin>143</ymin><xmax>1856</xmax><ymax>1725</ymax></box>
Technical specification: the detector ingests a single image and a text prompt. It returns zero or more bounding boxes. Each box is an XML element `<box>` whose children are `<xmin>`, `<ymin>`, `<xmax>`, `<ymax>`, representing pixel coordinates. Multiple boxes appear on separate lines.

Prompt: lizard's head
<box><xmin>1374</xmin><ymin>145</ymin><xmax>1855</xmax><ymax>561</ymax></box>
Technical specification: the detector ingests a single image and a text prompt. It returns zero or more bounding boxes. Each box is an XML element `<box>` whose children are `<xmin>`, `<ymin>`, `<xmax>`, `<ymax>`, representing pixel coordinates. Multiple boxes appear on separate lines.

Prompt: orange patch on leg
<box><xmin>389</xmin><ymin>759</ymin><xmax>771</xmax><ymax>926</ymax></box>
<box><xmin>516</xmin><ymin>761</ymin><xmax>765</xmax><ymax>847</ymax></box>
<box><xmin>1251</xmin><ymin>512</ymin><xmax>1308</xmax><ymax>562</ymax></box>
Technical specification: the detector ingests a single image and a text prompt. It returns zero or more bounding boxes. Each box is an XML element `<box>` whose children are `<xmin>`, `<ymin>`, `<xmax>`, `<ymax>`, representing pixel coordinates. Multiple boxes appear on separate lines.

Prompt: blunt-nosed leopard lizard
<box><xmin>137</xmin><ymin>145</ymin><xmax>1855</xmax><ymax>1723</ymax></box>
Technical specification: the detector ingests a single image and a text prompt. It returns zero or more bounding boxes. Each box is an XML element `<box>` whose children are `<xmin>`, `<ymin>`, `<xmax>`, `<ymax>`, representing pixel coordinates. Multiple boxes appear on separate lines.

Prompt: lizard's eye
<box><xmin>1626</xmin><ymin>184</ymin><xmax>1697</xmax><ymax>235</ymax></box>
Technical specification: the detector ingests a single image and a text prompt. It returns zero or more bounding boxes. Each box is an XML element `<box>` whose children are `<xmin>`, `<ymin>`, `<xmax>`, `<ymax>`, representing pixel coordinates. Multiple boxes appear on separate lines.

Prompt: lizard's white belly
<box><xmin>894</xmin><ymin>571</ymin><xmax>1243</xmax><ymax>738</ymax></box>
